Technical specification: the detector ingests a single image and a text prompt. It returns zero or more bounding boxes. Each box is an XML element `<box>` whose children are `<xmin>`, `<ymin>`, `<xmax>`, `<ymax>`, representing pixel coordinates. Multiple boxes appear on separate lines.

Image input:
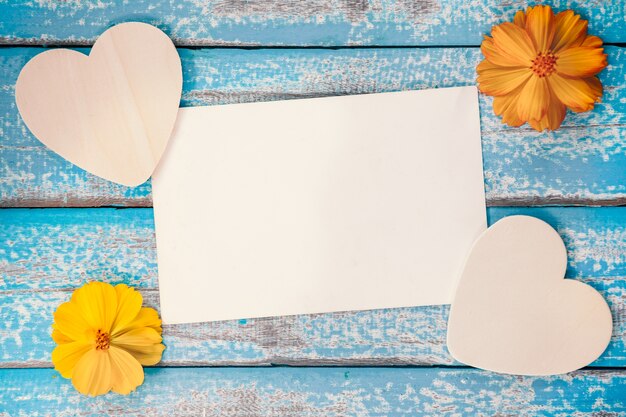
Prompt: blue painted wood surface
<box><xmin>1</xmin><ymin>0</ymin><xmax>626</xmax><ymax>414</ymax></box>
<box><xmin>2</xmin><ymin>368</ymin><xmax>626</xmax><ymax>416</ymax></box>
<box><xmin>1</xmin><ymin>207</ymin><xmax>625</xmax><ymax>370</ymax></box>
<box><xmin>2</xmin><ymin>46</ymin><xmax>625</xmax><ymax>206</ymax></box>
<box><xmin>0</xmin><ymin>0</ymin><xmax>624</xmax><ymax>46</ymax></box>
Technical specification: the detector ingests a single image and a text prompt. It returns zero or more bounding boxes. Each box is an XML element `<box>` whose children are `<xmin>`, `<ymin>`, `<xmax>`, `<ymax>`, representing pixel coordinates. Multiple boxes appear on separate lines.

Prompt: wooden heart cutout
<box><xmin>15</xmin><ymin>22</ymin><xmax>182</xmax><ymax>186</ymax></box>
<box><xmin>447</xmin><ymin>215</ymin><xmax>612</xmax><ymax>375</ymax></box>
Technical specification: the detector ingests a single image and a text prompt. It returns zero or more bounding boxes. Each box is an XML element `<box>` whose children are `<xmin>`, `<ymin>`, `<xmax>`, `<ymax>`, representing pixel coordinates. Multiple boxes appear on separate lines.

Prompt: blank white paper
<box><xmin>152</xmin><ymin>86</ymin><xmax>486</xmax><ymax>324</ymax></box>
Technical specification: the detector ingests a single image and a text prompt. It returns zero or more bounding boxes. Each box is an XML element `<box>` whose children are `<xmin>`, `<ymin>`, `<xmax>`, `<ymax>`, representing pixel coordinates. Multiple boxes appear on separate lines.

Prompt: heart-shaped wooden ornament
<box><xmin>15</xmin><ymin>22</ymin><xmax>182</xmax><ymax>186</ymax></box>
<box><xmin>447</xmin><ymin>215</ymin><xmax>612</xmax><ymax>376</ymax></box>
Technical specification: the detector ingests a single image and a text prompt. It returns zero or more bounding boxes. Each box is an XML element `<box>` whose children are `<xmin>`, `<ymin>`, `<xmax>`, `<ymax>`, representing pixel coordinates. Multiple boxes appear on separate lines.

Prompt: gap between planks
<box><xmin>3</xmin><ymin>200</ymin><xmax>626</xmax><ymax>208</ymax></box>
<box><xmin>1</xmin><ymin>41</ymin><xmax>625</xmax><ymax>49</ymax></box>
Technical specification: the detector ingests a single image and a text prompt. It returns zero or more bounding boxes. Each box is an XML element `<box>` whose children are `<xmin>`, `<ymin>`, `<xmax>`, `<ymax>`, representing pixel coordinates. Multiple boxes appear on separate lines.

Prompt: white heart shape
<box><xmin>15</xmin><ymin>22</ymin><xmax>182</xmax><ymax>186</ymax></box>
<box><xmin>447</xmin><ymin>215</ymin><xmax>612</xmax><ymax>375</ymax></box>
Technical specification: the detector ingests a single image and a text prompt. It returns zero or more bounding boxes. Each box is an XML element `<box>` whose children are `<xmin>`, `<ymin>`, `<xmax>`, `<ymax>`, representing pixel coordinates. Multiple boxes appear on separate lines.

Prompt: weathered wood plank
<box><xmin>2</xmin><ymin>280</ymin><xmax>624</xmax><ymax>368</ymax></box>
<box><xmin>3</xmin><ymin>207</ymin><xmax>626</xmax><ymax>289</ymax></box>
<box><xmin>2</xmin><ymin>368</ymin><xmax>626</xmax><ymax>416</ymax></box>
<box><xmin>0</xmin><ymin>289</ymin><xmax>452</xmax><ymax>367</ymax></box>
<box><xmin>1</xmin><ymin>47</ymin><xmax>625</xmax><ymax>207</ymax></box>
<box><xmin>0</xmin><ymin>0</ymin><xmax>624</xmax><ymax>46</ymax></box>
<box><xmin>1</xmin><ymin>207</ymin><xmax>625</xmax><ymax>367</ymax></box>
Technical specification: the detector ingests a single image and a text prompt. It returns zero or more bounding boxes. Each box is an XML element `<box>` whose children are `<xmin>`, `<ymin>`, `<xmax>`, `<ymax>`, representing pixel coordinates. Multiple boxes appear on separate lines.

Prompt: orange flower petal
<box><xmin>513</xmin><ymin>10</ymin><xmax>527</xmax><ymax>28</ymax></box>
<box><xmin>549</xmin><ymin>73</ymin><xmax>601</xmax><ymax>112</ymax></box>
<box><xmin>568</xmin><ymin>77</ymin><xmax>603</xmax><ymax>113</ymax></box>
<box><xmin>478</xmin><ymin>7</ymin><xmax>606</xmax><ymax>132</ymax></box>
<box><xmin>491</xmin><ymin>22</ymin><xmax>537</xmax><ymax>65</ymax></box>
<box><xmin>551</xmin><ymin>10</ymin><xmax>588</xmax><ymax>53</ymax></box>
<box><xmin>481</xmin><ymin>36</ymin><xmax>522</xmax><ymax>67</ymax></box>
<box><xmin>529</xmin><ymin>90</ymin><xmax>566</xmax><ymax>131</ymax></box>
<box><xmin>583</xmin><ymin>76</ymin><xmax>603</xmax><ymax>100</ymax></box>
<box><xmin>543</xmin><ymin>100</ymin><xmax>567</xmax><ymax>130</ymax></box>
<box><xmin>493</xmin><ymin>92</ymin><xmax>525</xmax><ymax>127</ymax></box>
<box><xmin>109</xmin><ymin>346</ymin><xmax>145</xmax><ymax>395</ymax></box>
<box><xmin>517</xmin><ymin>75</ymin><xmax>550</xmax><ymax>121</ymax></box>
<box><xmin>72</xmin><ymin>349</ymin><xmax>113</xmax><ymax>396</ymax></box>
<box><xmin>110</xmin><ymin>284</ymin><xmax>143</xmax><ymax>336</ymax></box>
<box><xmin>528</xmin><ymin>117</ymin><xmax>546</xmax><ymax>131</ymax></box>
<box><xmin>581</xmin><ymin>35</ymin><xmax>602</xmax><ymax>48</ymax></box>
<box><xmin>525</xmin><ymin>5</ymin><xmax>555</xmax><ymax>52</ymax></box>
<box><xmin>52</xmin><ymin>341</ymin><xmax>93</xmax><ymax>379</ymax></box>
<box><xmin>477</xmin><ymin>60</ymin><xmax>532</xmax><ymax>96</ymax></box>
<box><xmin>556</xmin><ymin>46</ymin><xmax>607</xmax><ymax>78</ymax></box>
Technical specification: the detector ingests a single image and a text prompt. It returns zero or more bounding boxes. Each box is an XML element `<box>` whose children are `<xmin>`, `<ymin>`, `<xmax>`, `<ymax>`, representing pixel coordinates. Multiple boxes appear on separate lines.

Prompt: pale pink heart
<box><xmin>16</xmin><ymin>22</ymin><xmax>182</xmax><ymax>186</ymax></box>
<box><xmin>447</xmin><ymin>215</ymin><xmax>612</xmax><ymax>375</ymax></box>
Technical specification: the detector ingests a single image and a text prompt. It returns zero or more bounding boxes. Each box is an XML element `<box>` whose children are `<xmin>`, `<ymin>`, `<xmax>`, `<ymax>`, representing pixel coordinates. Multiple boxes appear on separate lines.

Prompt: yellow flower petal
<box><xmin>53</xmin><ymin>301</ymin><xmax>92</xmax><ymax>342</ymax></box>
<box><xmin>491</xmin><ymin>22</ymin><xmax>537</xmax><ymax>66</ymax></box>
<box><xmin>51</xmin><ymin>341</ymin><xmax>93</xmax><ymax>379</ymax></box>
<box><xmin>120</xmin><ymin>343</ymin><xmax>166</xmax><ymax>366</ymax></box>
<box><xmin>525</xmin><ymin>5</ymin><xmax>555</xmax><ymax>52</ymax></box>
<box><xmin>517</xmin><ymin>75</ymin><xmax>550</xmax><ymax>121</ymax></box>
<box><xmin>114</xmin><ymin>307</ymin><xmax>162</xmax><ymax>336</ymax></box>
<box><xmin>51</xmin><ymin>282</ymin><xmax>166</xmax><ymax>396</ymax></box>
<box><xmin>72</xmin><ymin>349</ymin><xmax>112</xmax><ymax>396</ymax></box>
<box><xmin>72</xmin><ymin>282</ymin><xmax>118</xmax><ymax>333</ymax></box>
<box><xmin>556</xmin><ymin>46</ymin><xmax>607</xmax><ymax>78</ymax></box>
<box><xmin>109</xmin><ymin>346</ymin><xmax>145</xmax><ymax>395</ymax></box>
<box><xmin>51</xmin><ymin>327</ymin><xmax>74</xmax><ymax>344</ymax></box>
<box><xmin>110</xmin><ymin>284</ymin><xmax>143</xmax><ymax>336</ymax></box>
<box><xmin>113</xmin><ymin>327</ymin><xmax>162</xmax><ymax>347</ymax></box>
<box><xmin>548</xmin><ymin>73</ymin><xmax>601</xmax><ymax>112</ymax></box>
<box><xmin>112</xmin><ymin>327</ymin><xmax>165</xmax><ymax>366</ymax></box>
<box><xmin>551</xmin><ymin>10</ymin><xmax>588</xmax><ymax>53</ymax></box>
<box><xmin>477</xmin><ymin>60</ymin><xmax>532</xmax><ymax>96</ymax></box>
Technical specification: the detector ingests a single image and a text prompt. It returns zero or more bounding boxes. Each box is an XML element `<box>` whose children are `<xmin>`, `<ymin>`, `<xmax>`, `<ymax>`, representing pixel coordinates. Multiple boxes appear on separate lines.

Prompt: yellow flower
<box><xmin>51</xmin><ymin>282</ymin><xmax>165</xmax><ymax>396</ymax></box>
<box><xmin>477</xmin><ymin>5</ymin><xmax>608</xmax><ymax>131</ymax></box>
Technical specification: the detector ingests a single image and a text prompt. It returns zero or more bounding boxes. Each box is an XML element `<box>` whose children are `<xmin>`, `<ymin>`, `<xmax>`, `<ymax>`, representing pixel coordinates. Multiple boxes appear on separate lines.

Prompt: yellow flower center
<box><xmin>531</xmin><ymin>51</ymin><xmax>558</xmax><ymax>78</ymax></box>
<box><xmin>95</xmin><ymin>329</ymin><xmax>111</xmax><ymax>351</ymax></box>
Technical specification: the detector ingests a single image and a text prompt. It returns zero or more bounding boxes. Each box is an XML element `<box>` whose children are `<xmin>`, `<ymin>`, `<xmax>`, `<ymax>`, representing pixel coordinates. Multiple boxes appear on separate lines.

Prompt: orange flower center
<box><xmin>95</xmin><ymin>329</ymin><xmax>111</xmax><ymax>350</ymax></box>
<box><xmin>531</xmin><ymin>51</ymin><xmax>558</xmax><ymax>78</ymax></box>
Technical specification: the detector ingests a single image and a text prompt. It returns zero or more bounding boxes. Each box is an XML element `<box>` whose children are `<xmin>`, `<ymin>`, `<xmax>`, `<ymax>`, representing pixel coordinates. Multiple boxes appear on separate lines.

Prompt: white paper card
<box><xmin>152</xmin><ymin>86</ymin><xmax>486</xmax><ymax>324</ymax></box>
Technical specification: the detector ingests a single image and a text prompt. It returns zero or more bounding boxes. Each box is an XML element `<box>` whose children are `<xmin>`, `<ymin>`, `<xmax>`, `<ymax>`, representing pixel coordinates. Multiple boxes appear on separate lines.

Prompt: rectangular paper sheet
<box><xmin>152</xmin><ymin>86</ymin><xmax>486</xmax><ymax>324</ymax></box>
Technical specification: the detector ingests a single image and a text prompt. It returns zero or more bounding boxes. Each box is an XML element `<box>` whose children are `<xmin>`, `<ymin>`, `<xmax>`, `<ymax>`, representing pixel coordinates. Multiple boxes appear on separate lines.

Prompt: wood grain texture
<box><xmin>2</xmin><ymin>47</ymin><xmax>625</xmax><ymax>207</ymax></box>
<box><xmin>0</xmin><ymin>0</ymin><xmax>624</xmax><ymax>46</ymax></box>
<box><xmin>1</xmin><ymin>207</ymin><xmax>625</xmax><ymax>368</ymax></box>
<box><xmin>2</xmin><ymin>1</ymin><xmax>626</xmax><ymax>412</ymax></box>
<box><xmin>4</xmin><ymin>206</ymin><xmax>626</xmax><ymax>289</ymax></box>
<box><xmin>14</xmin><ymin>22</ymin><xmax>183</xmax><ymax>187</ymax></box>
<box><xmin>447</xmin><ymin>216</ymin><xmax>614</xmax><ymax>376</ymax></box>
<box><xmin>2</xmin><ymin>367</ymin><xmax>626</xmax><ymax>416</ymax></box>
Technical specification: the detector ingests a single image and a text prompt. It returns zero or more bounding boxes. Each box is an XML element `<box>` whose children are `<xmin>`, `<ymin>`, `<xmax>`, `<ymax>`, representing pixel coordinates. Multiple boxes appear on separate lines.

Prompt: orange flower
<box><xmin>477</xmin><ymin>6</ymin><xmax>607</xmax><ymax>131</ymax></box>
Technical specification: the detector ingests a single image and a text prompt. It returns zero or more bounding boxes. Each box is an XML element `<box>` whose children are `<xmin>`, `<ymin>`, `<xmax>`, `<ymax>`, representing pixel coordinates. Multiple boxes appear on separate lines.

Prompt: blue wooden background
<box><xmin>1</xmin><ymin>1</ymin><xmax>625</xmax><ymax>415</ymax></box>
